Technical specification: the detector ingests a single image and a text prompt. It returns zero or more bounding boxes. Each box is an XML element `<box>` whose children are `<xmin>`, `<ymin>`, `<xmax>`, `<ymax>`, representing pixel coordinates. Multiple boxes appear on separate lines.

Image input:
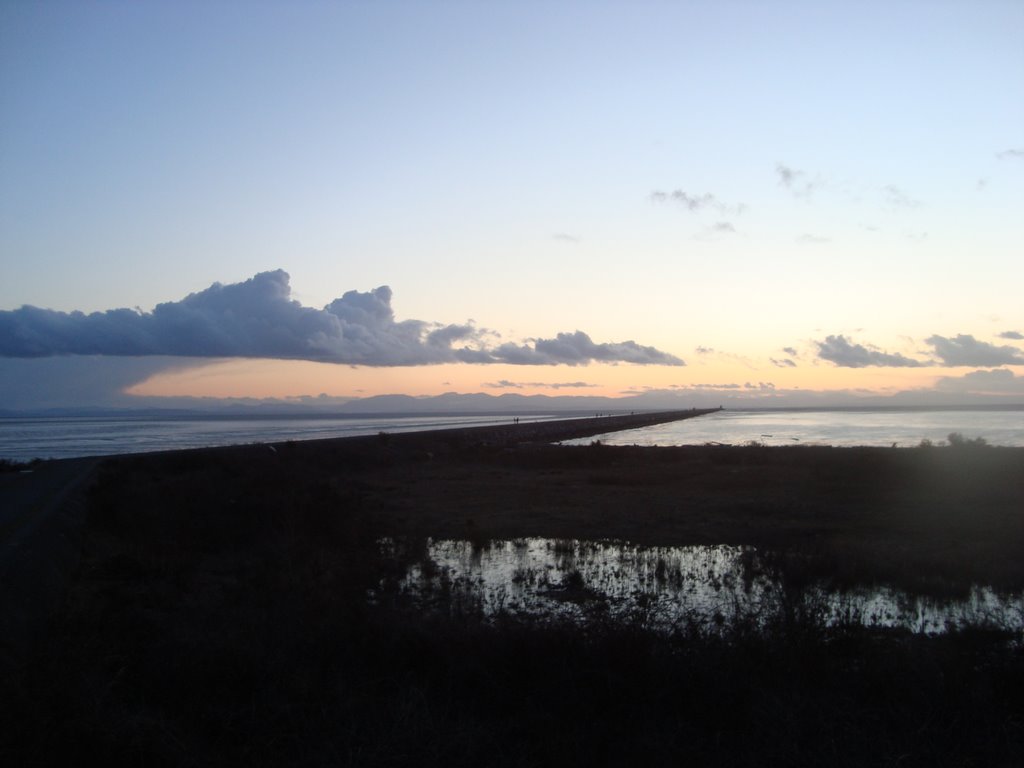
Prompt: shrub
<box><xmin>947</xmin><ymin>432</ymin><xmax>988</xmax><ymax>448</ymax></box>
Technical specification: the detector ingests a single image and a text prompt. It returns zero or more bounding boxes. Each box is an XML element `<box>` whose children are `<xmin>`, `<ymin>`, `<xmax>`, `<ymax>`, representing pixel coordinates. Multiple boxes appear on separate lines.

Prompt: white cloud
<box><xmin>650</xmin><ymin>189</ymin><xmax>746</xmax><ymax>216</ymax></box>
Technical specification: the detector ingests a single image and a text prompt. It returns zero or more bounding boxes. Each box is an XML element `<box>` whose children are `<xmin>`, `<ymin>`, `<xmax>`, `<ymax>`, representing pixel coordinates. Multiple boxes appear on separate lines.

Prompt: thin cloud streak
<box><xmin>650</xmin><ymin>190</ymin><xmax>746</xmax><ymax>216</ymax></box>
<box><xmin>882</xmin><ymin>184</ymin><xmax>921</xmax><ymax>209</ymax></box>
<box><xmin>483</xmin><ymin>380</ymin><xmax>597</xmax><ymax>390</ymax></box>
<box><xmin>796</xmin><ymin>233</ymin><xmax>831</xmax><ymax>244</ymax></box>
<box><xmin>551</xmin><ymin>232</ymin><xmax>581</xmax><ymax>243</ymax></box>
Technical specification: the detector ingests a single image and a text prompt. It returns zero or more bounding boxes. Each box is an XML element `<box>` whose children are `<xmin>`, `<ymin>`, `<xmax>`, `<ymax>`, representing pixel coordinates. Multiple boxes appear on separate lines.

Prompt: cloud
<box><xmin>650</xmin><ymin>190</ymin><xmax>745</xmax><ymax>216</ymax></box>
<box><xmin>776</xmin><ymin>164</ymin><xmax>799</xmax><ymax>187</ymax></box>
<box><xmin>0</xmin><ymin>356</ymin><xmax>184</xmax><ymax>410</ymax></box>
<box><xmin>490</xmin><ymin>330</ymin><xmax>684</xmax><ymax>366</ymax></box>
<box><xmin>935</xmin><ymin>368</ymin><xmax>1024</xmax><ymax>395</ymax></box>
<box><xmin>815</xmin><ymin>335</ymin><xmax>929</xmax><ymax>368</ymax></box>
<box><xmin>770</xmin><ymin>357</ymin><xmax>797</xmax><ymax>368</ymax></box>
<box><xmin>998</xmin><ymin>330</ymin><xmax>1023</xmax><ymax>340</ymax></box>
<box><xmin>711</xmin><ymin>222</ymin><xmax>736</xmax><ymax>233</ymax></box>
<box><xmin>996</xmin><ymin>149</ymin><xmax>1024</xmax><ymax>159</ymax></box>
<box><xmin>882</xmin><ymin>184</ymin><xmax>921</xmax><ymax>209</ymax></box>
<box><xmin>695</xmin><ymin>346</ymin><xmax>715</xmax><ymax>354</ymax></box>
<box><xmin>775</xmin><ymin>164</ymin><xmax>821</xmax><ymax>197</ymax></box>
<box><xmin>0</xmin><ymin>270</ymin><xmax>684</xmax><ymax>367</ymax></box>
<box><xmin>796</xmin><ymin>233</ymin><xmax>831</xmax><ymax>244</ymax></box>
<box><xmin>817</xmin><ymin>333</ymin><xmax>1024</xmax><ymax>369</ymax></box>
<box><xmin>483</xmin><ymin>380</ymin><xmax>597</xmax><ymax>390</ymax></box>
<box><xmin>552</xmin><ymin>232</ymin><xmax>580</xmax><ymax>243</ymax></box>
<box><xmin>782</xmin><ymin>347</ymin><xmax>798</xmax><ymax>357</ymax></box>
<box><xmin>925</xmin><ymin>334</ymin><xmax>1024</xmax><ymax>366</ymax></box>
<box><xmin>676</xmin><ymin>382</ymin><xmax>742</xmax><ymax>390</ymax></box>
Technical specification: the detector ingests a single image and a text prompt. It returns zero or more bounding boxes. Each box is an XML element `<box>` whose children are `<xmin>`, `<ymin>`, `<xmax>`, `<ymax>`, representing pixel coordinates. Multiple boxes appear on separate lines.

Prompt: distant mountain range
<box><xmin>0</xmin><ymin>391</ymin><xmax>688</xmax><ymax>418</ymax></box>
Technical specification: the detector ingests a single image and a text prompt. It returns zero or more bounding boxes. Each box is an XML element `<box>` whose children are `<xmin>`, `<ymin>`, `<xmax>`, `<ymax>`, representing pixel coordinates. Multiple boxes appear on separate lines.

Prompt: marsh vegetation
<box><xmin>2</xmin><ymin>422</ymin><xmax>1023</xmax><ymax>765</ymax></box>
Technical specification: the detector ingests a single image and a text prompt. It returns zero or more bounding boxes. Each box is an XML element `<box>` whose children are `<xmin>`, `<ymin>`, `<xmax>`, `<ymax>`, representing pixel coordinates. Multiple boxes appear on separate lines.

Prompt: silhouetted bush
<box><xmin>948</xmin><ymin>431</ymin><xmax>989</xmax><ymax>448</ymax></box>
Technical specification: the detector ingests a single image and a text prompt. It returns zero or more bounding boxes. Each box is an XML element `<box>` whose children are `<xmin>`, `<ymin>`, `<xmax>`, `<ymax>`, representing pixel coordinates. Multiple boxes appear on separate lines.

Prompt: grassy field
<box><xmin>3</xmin><ymin>423</ymin><xmax>1023</xmax><ymax>765</ymax></box>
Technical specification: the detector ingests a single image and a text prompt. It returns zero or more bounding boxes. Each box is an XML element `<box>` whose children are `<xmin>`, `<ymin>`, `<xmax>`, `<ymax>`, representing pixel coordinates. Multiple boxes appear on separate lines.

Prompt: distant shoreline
<box><xmin>1</xmin><ymin>409</ymin><xmax>719</xmax><ymax>464</ymax></box>
<box><xmin>2</xmin><ymin>402</ymin><xmax>1021</xmax><ymax>420</ymax></box>
<box><xmin>118</xmin><ymin>408</ymin><xmax>721</xmax><ymax>460</ymax></box>
<box><xmin>7</xmin><ymin>405</ymin><xmax>1024</xmax><ymax>462</ymax></box>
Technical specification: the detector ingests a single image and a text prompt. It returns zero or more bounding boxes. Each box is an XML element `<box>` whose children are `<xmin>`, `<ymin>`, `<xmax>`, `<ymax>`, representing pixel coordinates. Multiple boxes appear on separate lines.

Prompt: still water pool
<box><xmin>561</xmin><ymin>408</ymin><xmax>1024</xmax><ymax>448</ymax></box>
<box><xmin>377</xmin><ymin>538</ymin><xmax>1024</xmax><ymax>635</ymax></box>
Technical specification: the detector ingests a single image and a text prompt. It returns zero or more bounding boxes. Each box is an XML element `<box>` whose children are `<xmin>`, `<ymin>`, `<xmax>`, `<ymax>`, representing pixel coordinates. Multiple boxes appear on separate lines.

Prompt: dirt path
<box><xmin>0</xmin><ymin>457</ymin><xmax>100</xmax><ymax>665</ymax></box>
<box><xmin>0</xmin><ymin>458</ymin><xmax>98</xmax><ymax>559</ymax></box>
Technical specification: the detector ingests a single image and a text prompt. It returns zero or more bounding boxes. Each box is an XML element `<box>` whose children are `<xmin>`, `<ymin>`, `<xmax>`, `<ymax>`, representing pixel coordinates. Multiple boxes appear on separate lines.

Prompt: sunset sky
<box><xmin>2</xmin><ymin>1</ymin><xmax>1022</xmax><ymax>410</ymax></box>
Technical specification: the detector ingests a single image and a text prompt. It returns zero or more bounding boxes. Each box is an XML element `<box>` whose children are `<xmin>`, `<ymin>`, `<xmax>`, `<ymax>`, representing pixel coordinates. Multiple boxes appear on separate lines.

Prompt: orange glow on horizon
<box><xmin>124</xmin><ymin>357</ymin><xmax>953</xmax><ymax>402</ymax></box>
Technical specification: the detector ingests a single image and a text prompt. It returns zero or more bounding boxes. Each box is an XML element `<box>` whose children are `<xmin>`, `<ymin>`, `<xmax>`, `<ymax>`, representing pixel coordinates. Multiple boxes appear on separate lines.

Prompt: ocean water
<box><xmin>0</xmin><ymin>413</ymin><xmax>566</xmax><ymax>462</ymax></box>
<box><xmin>4</xmin><ymin>407</ymin><xmax>1023</xmax><ymax>462</ymax></box>
<box><xmin>563</xmin><ymin>408</ymin><xmax>1024</xmax><ymax>448</ymax></box>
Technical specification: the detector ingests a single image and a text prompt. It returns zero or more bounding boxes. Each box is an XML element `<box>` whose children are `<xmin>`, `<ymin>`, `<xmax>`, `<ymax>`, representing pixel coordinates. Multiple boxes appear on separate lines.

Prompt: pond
<box><xmin>376</xmin><ymin>538</ymin><xmax>1024</xmax><ymax>635</ymax></box>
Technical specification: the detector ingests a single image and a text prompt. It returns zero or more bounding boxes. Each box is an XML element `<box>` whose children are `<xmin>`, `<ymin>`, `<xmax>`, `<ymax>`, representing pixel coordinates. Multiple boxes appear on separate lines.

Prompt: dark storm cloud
<box><xmin>815</xmin><ymin>335</ymin><xmax>928</xmax><ymax>368</ymax></box>
<box><xmin>649</xmin><ymin>190</ymin><xmax>745</xmax><ymax>216</ymax></box>
<box><xmin>0</xmin><ymin>356</ymin><xmax>184</xmax><ymax>410</ymax></box>
<box><xmin>0</xmin><ymin>270</ymin><xmax>683</xmax><ymax>367</ymax></box>
<box><xmin>925</xmin><ymin>334</ymin><xmax>1024</xmax><ymax>366</ymax></box>
<box><xmin>998</xmin><ymin>331</ymin><xmax>1023</xmax><ymax>341</ymax></box>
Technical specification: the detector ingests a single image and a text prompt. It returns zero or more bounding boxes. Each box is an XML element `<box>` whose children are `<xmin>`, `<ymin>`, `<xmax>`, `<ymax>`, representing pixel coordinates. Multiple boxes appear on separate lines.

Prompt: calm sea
<box><xmin>563</xmin><ymin>408</ymin><xmax>1024</xmax><ymax>448</ymax></box>
<box><xmin>4</xmin><ymin>408</ymin><xmax>1024</xmax><ymax>462</ymax></box>
<box><xmin>0</xmin><ymin>413</ymin><xmax>566</xmax><ymax>462</ymax></box>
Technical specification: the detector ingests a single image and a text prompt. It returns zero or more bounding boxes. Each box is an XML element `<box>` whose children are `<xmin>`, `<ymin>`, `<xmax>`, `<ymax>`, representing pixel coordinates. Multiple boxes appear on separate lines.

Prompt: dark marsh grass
<box><xmin>3</xmin><ymin>431</ymin><xmax>1023</xmax><ymax>765</ymax></box>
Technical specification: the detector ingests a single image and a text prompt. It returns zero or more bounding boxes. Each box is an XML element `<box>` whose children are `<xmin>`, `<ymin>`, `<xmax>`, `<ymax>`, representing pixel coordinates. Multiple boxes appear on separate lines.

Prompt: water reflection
<box><xmin>377</xmin><ymin>538</ymin><xmax>1024</xmax><ymax>635</ymax></box>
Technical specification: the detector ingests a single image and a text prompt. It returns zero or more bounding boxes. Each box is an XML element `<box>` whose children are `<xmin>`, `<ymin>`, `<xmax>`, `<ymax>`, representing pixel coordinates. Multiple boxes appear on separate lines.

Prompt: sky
<box><xmin>1</xmin><ymin>0</ymin><xmax>1023</xmax><ymax>411</ymax></box>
